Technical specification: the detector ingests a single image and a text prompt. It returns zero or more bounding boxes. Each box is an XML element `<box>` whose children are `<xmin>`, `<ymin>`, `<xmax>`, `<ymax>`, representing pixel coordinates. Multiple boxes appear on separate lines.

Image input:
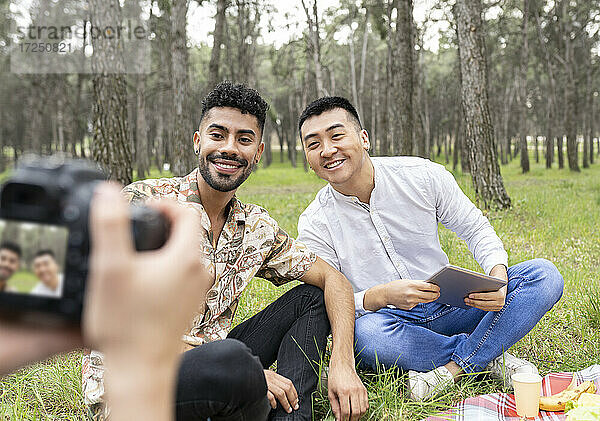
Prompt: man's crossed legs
<box><xmin>354</xmin><ymin>259</ymin><xmax>564</xmax><ymax>400</ymax></box>
<box><xmin>176</xmin><ymin>284</ymin><xmax>330</xmax><ymax>421</ymax></box>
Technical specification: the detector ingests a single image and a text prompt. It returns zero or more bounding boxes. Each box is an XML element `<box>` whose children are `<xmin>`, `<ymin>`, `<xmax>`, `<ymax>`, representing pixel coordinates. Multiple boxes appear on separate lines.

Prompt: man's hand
<box><xmin>365</xmin><ymin>279</ymin><xmax>440</xmax><ymax>311</ymax></box>
<box><xmin>263</xmin><ymin>369</ymin><xmax>299</xmax><ymax>413</ymax></box>
<box><xmin>464</xmin><ymin>264</ymin><xmax>508</xmax><ymax>312</ymax></box>
<box><xmin>327</xmin><ymin>361</ymin><xmax>368</xmax><ymax>421</ymax></box>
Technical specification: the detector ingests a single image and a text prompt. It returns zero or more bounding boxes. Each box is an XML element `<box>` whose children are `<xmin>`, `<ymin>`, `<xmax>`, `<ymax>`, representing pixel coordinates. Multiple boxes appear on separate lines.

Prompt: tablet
<box><xmin>427</xmin><ymin>264</ymin><xmax>507</xmax><ymax>309</ymax></box>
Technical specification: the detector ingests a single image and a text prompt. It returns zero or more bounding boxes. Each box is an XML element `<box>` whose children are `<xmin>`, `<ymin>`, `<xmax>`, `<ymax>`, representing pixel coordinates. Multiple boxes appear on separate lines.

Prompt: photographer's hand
<box><xmin>83</xmin><ymin>183</ymin><xmax>207</xmax><ymax>421</ymax></box>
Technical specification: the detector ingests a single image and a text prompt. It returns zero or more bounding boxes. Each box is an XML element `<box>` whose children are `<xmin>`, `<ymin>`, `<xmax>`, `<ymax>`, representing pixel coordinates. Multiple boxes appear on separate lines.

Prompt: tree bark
<box><xmin>394</xmin><ymin>0</ymin><xmax>414</xmax><ymax>155</ymax></box>
<box><xmin>301</xmin><ymin>0</ymin><xmax>325</xmax><ymax>96</ymax></box>
<box><xmin>208</xmin><ymin>0</ymin><xmax>228</xmax><ymax>90</ymax></box>
<box><xmin>349</xmin><ymin>33</ymin><xmax>359</xmax><ymax>111</ymax></box>
<box><xmin>358</xmin><ymin>10</ymin><xmax>369</xmax><ymax>119</ymax></box>
<box><xmin>454</xmin><ymin>0</ymin><xmax>511</xmax><ymax>209</ymax></box>
<box><xmin>557</xmin><ymin>136</ymin><xmax>564</xmax><ymax>169</ymax></box>
<box><xmin>583</xmin><ymin>45</ymin><xmax>592</xmax><ymax>168</ymax></box>
<box><xmin>89</xmin><ymin>0</ymin><xmax>133</xmax><ymax>185</ymax></box>
<box><xmin>171</xmin><ymin>0</ymin><xmax>192</xmax><ymax>176</ymax></box>
<box><xmin>135</xmin><ymin>73</ymin><xmax>149</xmax><ymax>178</ymax></box>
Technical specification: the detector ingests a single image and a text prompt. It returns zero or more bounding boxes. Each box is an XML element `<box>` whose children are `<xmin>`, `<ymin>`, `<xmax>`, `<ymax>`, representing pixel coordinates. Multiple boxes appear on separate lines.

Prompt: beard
<box><xmin>198</xmin><ymin>152</ymin><xmax>256</xmax><ymax>192</ymax></box>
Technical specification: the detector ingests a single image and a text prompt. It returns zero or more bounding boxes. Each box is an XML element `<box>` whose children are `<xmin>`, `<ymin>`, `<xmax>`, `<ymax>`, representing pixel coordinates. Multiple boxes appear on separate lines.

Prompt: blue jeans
<box><xmin>354</xmin><ymin>259</ymin><xmax>564</xmax><ymax>374</ymax></box>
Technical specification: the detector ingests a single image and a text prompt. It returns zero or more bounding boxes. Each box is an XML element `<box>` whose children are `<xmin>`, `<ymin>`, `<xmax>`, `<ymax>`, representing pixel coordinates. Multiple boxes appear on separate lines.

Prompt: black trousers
<box><xmin>175</xmin><ymin>284</ymin><xmax>331</xmax><ymax>421</ymax></box>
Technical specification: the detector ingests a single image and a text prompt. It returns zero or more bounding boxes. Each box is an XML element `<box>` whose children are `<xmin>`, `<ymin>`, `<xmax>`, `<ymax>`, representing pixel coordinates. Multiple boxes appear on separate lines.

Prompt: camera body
<box><xmin>0</xmin><ymin>156</ymin><xmax>168</xmax><ymax>322</ymax></box>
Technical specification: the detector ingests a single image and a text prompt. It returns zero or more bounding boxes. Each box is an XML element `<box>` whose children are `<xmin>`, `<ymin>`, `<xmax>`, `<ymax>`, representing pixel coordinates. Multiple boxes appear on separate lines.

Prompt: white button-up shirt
<box><xmin>297</xmin><ymin>157</ymin><xmax>508</xmax><ymax>316</ymax></box>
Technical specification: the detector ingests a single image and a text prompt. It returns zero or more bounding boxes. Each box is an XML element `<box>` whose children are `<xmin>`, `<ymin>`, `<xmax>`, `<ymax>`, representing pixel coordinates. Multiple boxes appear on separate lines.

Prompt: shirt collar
<box><xmin>327</xmin><ymin>157</ymin><xmax>380</xmax><ymax>205</ymax></box>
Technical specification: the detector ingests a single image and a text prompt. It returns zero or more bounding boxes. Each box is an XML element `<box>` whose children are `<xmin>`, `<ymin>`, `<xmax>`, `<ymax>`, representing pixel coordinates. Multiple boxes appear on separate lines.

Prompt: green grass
<box><xmin>2</xmin><ymin>151</ymin><xmax>600</xmax><ymax>420</ymax></box>
<box><xmin>5</xmin><ymin>270</ymin><xmax>38</xmax><ymax>293</ymax></box>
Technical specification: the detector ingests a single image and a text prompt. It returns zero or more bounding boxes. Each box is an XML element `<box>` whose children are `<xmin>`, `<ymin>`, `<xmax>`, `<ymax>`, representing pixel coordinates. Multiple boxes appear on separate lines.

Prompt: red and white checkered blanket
<box><xmin>426</xmin><ymin>365</ymin><xmax>600</xmax><ymax>421</ymax></box>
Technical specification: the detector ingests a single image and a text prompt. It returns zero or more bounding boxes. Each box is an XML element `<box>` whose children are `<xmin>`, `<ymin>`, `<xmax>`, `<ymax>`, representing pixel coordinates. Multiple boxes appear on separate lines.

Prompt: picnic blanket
<box><xmin>426</xmin><ymin>365</ymin><xmax>600</xmax><ymax>421</ymax></box>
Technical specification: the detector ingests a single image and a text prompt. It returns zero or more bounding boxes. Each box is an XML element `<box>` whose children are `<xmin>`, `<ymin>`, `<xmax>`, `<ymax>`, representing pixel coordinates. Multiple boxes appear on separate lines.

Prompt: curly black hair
<box><xmin>200</xmin><ymin>81</ymin><xmax>269</xmax><ymax>135</ymax></box>
<box><xmin>298</xmin><ymin>96</ymin><xmax>362</xmax><ymax>138</ymax></box>
<box><xmin>0</xmin><ymin>241</ymin><xmax>22</xmax><ymax>258</ymax></box>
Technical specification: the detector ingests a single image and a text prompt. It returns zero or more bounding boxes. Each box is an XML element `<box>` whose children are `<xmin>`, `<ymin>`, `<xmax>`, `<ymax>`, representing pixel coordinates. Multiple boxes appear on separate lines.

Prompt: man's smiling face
<box><xmin>194</xmin><ymin>107</ymin><xmax>264</xmax><ymax>192</ymax></box>
<box><xmin>301</xmin><ymin>108</ymin><xmax>370</xmax><ymax>187</ymax></box>
<box><xmin>0</xmin><ymin>248</ymin><xmax>20</xmax><ymax>283</ymax></box>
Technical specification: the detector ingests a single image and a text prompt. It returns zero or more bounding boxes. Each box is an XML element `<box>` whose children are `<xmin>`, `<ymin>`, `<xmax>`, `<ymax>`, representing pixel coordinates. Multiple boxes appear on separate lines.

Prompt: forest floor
<box><xmin>1</xmin><ymin>153</ymin><xmax>599</xmax><ymax>420</ymax></box>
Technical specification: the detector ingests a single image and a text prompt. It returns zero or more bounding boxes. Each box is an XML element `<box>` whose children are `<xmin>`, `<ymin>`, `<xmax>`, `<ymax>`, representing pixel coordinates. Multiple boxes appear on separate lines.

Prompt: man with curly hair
<box><xmin>83</xmin><ymin>82</ymin><xmax>367</xmax><ymax>421</ymax></box>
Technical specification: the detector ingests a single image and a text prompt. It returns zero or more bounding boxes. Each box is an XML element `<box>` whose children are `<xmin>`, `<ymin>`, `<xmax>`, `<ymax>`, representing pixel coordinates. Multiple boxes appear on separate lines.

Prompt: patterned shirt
<box><xmin>82</xmin><ymin>168</ymin><xmax>316</xmax><ymax>409</ymax></box>
<box><xmin>122</xmin><ymin>168</ymin><xmax>316</xmax><ymax>345</ymax></box>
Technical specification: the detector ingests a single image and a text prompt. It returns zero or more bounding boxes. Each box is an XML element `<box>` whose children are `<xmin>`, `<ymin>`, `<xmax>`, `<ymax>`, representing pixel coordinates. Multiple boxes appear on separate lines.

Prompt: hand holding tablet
<box><xmin>427</xmin><ymin>264</ymin><xmax>507</xmax><ymax>310</ymax></box>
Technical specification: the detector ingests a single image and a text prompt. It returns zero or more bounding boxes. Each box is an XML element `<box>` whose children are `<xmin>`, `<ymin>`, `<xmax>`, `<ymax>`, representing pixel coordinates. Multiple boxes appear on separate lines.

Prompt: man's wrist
<box><xmin>363</xmin><ymin>284</ymin><xmax>388</xmax><ymax>311</ymax></box>
<box><xmin>329</xmin><ymin>348</ymin><xmax>356</xmax><ymax>370</ymax></box>
<box><xmin>489</xmin><ymin>264</ymin><xmax>508</xmax><ymax>280</ymax></box>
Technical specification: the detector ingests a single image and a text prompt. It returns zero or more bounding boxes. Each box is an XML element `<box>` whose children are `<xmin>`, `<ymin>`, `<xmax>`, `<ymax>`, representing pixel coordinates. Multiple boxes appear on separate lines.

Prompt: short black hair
<box><xmin>298</xmin><ymin>96</ymin><xmax>362</xmax><ymax>137</ymax></box>
<box><xmin>34</xmin><ymin>249</ymin><xmax>55</xmax><ymax>260</ymax></box>
<box><xmin>0</xmin><ymin>241</ymin><xmax>21</xmax><ymax>258</ymax></box>
<box><xmin>200</xmin><ymin>81</ymin><xmax>269</xmax><ymax>136</ymax></box>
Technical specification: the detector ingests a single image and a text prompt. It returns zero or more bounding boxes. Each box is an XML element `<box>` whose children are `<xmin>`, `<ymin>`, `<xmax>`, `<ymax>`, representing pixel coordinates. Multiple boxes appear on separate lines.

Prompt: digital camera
<box><xmin>0</xmin><ymin>156</ymin><xmax>168</xmax><ymax>322</ymax></box>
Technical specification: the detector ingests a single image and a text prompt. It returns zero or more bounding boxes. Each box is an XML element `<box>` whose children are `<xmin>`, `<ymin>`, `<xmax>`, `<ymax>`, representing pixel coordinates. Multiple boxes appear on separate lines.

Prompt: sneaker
<box><xmin>485</xmin><ymin>352</ymin><xmax>538</xmax><ymax>387</ymax></box>
<box><xmin>408</xmin><ymin>366</ymin><xmax>455</xmax><ymax>401</ymax></box>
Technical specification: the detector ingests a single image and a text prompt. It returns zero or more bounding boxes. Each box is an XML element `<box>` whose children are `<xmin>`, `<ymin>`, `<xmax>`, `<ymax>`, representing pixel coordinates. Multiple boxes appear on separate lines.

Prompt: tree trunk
<box><xmin>89</xmin><ymin>0</ymin><xmax>133</xmax><ymax>185</ymax></box>
<box><xmin>557</xmin><ymin>136</ymin><xmax>564</xmax><ymax>169</ymax></box>
<box><xmin>349</xmin><ymin>33</ymin><xmax>359</xmax><ymax>110</ymax></box>
<box><xmin>24</xmin><ymin>77</ymin><xmax>44</xmax><ymax>155</ymax></box>
<box><xmin>583</xmin><ymin>47</ymin><xmax>592</xmax><ymax>168</ymax></box>
<box><xmin>590</xmin><ymin>91</ymin><xmax>596</xmax><ymax>164</ymax></box>
<box><xmin>287</xmin><ymin>95</ymin><xmax>296</xmax><ymax>167</ymax></box>
<box><xmin>135</xmin><ymin>73</ymin><xmax>149</xmax><ymax>178</ymax></box>
<box><xmin>394</xmin><ymin>0</ymin><xmax>414</xmax><ymax>155</ymax></box>
<box><xmin>358</xmin><ymin>10</ymin><xmax>369</xmax><ymax>119</ymax></box>
<box><xmin>454</xmin><ymin>0</ymin><xmax>511</xmax><ymax>209</ymax></box>
<box><xmin>370</xmin><ymin>57</ymin><xmax>379</xmax><ymax>155</ymax></box>
<box><xmin>301</xmin><ymin>0</ymin><xmax>325</xmax><ymax>96</ymax></box>
<box><xmin>171</xmin><ymin>0</ymin><xmax>192</xmax><ymax>176</ymax></box>
<box><xmin>534</xmin><ymin>4</ymin><xmax>556</xmax><ymax>169</ymax></box>
<box><xmin>518</xmin><ymin>0</ymin><xmax>530</xmax><ymax>173</ymax></box>
<box><xmin>560</xmin><ymin>0</ymin><xmax>579</xmax><ymax>172</ymax></box>
<box><xmin>207</xmin><ymin>0</ymin><xmax>228</xmax><ymax>90</ymax></box>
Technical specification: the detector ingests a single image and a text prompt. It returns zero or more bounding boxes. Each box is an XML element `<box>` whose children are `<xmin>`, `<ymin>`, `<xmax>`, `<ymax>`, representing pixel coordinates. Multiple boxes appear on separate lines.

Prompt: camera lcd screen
<box><xmin>0</xmin><ymin>219</ymin><xmax>69</xmax><ymax>299</ymax></box>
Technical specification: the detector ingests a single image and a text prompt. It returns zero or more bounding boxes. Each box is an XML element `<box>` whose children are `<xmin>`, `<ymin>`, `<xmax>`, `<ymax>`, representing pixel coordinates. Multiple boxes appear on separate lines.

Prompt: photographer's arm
<box><xmin>0</xmin><ymin>323</ymin><xmax>82</xmax><ymax>376</ymax></box>
<box><xmin>1</xmin><ymin>183</ymin><xmax>208</xmax><ymax>421</ymax></box>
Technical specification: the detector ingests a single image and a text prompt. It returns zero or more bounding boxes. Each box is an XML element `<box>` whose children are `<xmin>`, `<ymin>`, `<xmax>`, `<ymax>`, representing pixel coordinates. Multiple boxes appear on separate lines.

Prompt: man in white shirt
<box><xmin>31</xmin><ymin>250</ymin><xmax>64</xmax><ymax>298</ymax></box>
<box><xmin>296</xmin><ymin>96</ymin><xmax>564</xmax><ymax>400</ymax></box>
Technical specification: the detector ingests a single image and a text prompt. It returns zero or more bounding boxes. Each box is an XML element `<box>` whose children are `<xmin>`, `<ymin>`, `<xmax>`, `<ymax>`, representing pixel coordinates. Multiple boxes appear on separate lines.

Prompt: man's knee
<box><xmin>533</xmin><ymin>258</ymin><xmax>564</xmax><ymax>304</ymax></box>
<box><xmin>513</xmin><ymin>258</ymin><xmax>564</xmax><ymax>306</ymax></box>
<box><xmin>292</xmin><ymin>283</ymin><xmax>326</xmax><ymax>308</ymax></box>
<box><xmin>178</xmin><ymin>339</ymin><xmax>267</xmax><ymax>403</ymax></box>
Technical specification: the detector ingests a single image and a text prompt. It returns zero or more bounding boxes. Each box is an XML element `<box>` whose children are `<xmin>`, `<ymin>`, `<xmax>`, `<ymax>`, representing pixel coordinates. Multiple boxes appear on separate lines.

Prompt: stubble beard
<box><xmin>197</xmin><ymin>152</ymin><xmax>256</xmax><ymax>192</ymax></box>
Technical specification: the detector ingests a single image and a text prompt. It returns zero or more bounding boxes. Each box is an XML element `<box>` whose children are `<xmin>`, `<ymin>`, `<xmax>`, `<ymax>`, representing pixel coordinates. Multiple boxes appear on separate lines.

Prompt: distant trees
<box><xmin>0</xmin><ymin>0</ymin><xmax>598</xmax><ymax>190</ymax></box>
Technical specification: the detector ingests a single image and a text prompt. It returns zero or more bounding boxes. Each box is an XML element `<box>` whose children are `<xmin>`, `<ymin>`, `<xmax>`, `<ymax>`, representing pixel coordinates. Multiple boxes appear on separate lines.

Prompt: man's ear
<box><xmin>360</xmin><ymin>129</ymin><xmax>370</xmax><ymax>151</ymax></box>
<box><xmin>193</xmin><ymin>131</ymin><xmax>201</xmax><ymax>154</ymax></box>
<box><xmin>254</xmin><ymin>141</ymin><xmax>265</xmax><ymax>164</ymax></box>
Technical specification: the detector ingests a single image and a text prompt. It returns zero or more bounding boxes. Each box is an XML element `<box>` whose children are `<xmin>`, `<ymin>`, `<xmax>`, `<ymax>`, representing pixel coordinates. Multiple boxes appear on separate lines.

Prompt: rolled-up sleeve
<box><xmin>430</xmin><ymin>164</ymin><xmax>508</xmax><ymax>274</ymax></box>
<box><xmin>257</xmin><ymin>219</ymin><xmax>316</xmax><ymax>286</ymax></box>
